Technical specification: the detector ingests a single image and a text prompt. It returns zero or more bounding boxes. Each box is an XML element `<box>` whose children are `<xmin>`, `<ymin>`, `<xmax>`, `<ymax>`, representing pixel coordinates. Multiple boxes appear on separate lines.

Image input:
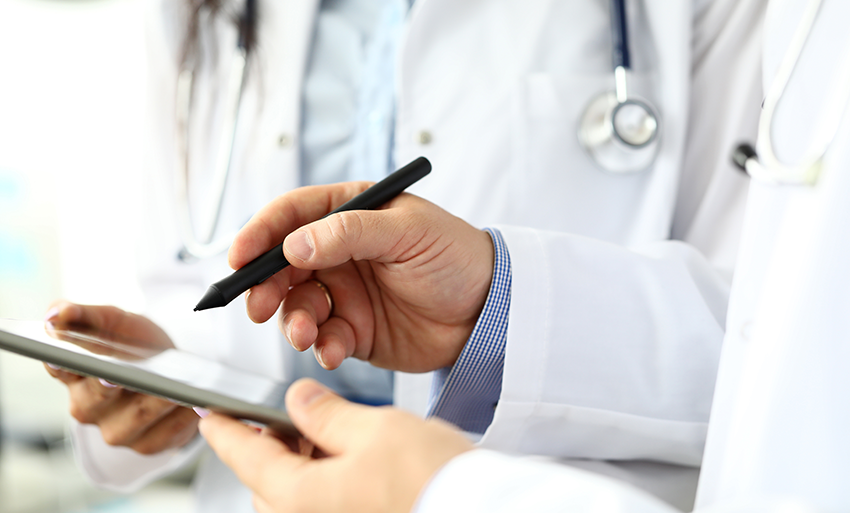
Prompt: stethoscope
<box><xmin>174</xmin><ymin>0</ymin><xmax>659</xmax><ymax>262</ymax></box>
<box><xmin>733</xmin><ymin>0</ymin><xmax>850</xmax><ymax>186</ymax></box>
<box><xmin>175</xmin><ymin>0</ymin><xmax>256</xmax><ymax>262</ymax></box>
<box><xmin>579</xmin><ymin>0</ymin><xmax>661</xmax><ymax>174</ymax></box>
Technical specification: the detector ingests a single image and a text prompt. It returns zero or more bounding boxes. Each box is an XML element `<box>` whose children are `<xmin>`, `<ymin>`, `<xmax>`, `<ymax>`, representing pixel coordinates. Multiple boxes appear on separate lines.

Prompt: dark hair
<box><xmin>182</xmin><ymin>0</ymin><xmax>257</xmax><ymax>69</ymax></box>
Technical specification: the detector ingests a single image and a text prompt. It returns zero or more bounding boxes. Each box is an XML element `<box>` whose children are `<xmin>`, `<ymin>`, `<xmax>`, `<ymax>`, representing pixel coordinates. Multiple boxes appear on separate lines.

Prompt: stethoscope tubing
<box><xmin>176</xmin><ymin>0</ymin><xmax>256</xmax><ymax>261</ymax></box>
<box><xmin>610</xmin><ymin>0</ymin><xmax>631</xmax><ymax>70</ymax></box>
<box><xmin>579</xmin><ymin>0</ymin><xmax>661</xmax><ymax>173</ymax></box>
<box><xmin>733</xmin><ymin>0</ymin><xmax>850</xmax><ymax>186</ymax></box>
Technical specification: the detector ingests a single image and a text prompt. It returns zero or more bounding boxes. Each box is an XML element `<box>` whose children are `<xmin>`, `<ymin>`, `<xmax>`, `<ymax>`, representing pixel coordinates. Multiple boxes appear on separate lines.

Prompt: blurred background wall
<box><xmin>0</xmin><ymin>0</ymin><xmax>194</xmax><ymax>511</ymax></box>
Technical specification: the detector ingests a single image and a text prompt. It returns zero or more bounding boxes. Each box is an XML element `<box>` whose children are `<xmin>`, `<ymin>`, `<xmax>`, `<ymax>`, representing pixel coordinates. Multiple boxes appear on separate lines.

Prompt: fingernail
<box><xmin>44</xmin><ymin>307</ymin><xmax>60</xmax><ymax>322</ymax></box>
<box><xmin>193</xmin><ymin>407</ymin><xmax>210</xmax><ymax>418</ymax></box>
<box><xmin>99</xmin><ymin>378</ymin><xmax>118</xmax><ymax>389</ymax></box>
<box><xmin>285</xmin><ymin>230</ymin><xmax>314</xmax><ymax>261</ymax></box>
<box><xmin>314</xmin><ymin>345</ymin><xmax>327</xmax><ymax>369</ymax></box>
<box><xmin>295</xmin><ymin>380</ymin><xmax>327</xmax><ymax>408</ymax></box>
<box><xmin>281</xmin><ymin>313</ymin><xmax>293</xmax><ymax>344</ymax></box>
<box><xmin>47</xmin><ymin>363</ymin><xmax>61</xmax><ymax>370</ymax></box>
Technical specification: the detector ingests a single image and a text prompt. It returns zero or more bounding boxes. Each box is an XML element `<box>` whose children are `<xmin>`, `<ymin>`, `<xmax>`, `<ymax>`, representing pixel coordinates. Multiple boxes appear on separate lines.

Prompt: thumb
<box><xmin>282</xmin><ymin>198</ymin><xmax>426</xmax><ymax>269</ymax></box>
<box><xmin>285</xmin><ymin>378</ymin><xmax>374</xmax><ymax>455</ymax></box>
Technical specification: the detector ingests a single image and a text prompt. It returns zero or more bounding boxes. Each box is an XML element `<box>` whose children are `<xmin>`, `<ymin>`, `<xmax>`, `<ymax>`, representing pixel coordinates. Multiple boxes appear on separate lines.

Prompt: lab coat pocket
<box><xmin>510</xmin><ymin>73</ymin><xmax>656</xmax><ymax>243</ymax></box>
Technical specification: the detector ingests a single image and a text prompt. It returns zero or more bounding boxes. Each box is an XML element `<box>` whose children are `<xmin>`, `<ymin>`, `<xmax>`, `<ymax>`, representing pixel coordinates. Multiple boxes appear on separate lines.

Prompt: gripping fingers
<box><xmin>128</xmin><ymin>407</ymin><xmax>200</xmax><ymax>455</ymax></box>
<box><xmin>199</xmin><ymin>413</ymin><xmax>306</xmax><ymax>498</ymax></box>
<box><xmin>313</xmin><ymin>317</ymin><xmax>357</xmax><ymax>370</ymax></box>
<box><xmin>44</xmin><ymin>362</ymin><xmax>84</xmax><ymax>385</ymax></box>
<box><xmin>66</xmin><ymin>376</ymin><xmax>125</xmax><ymax>425</ymax></box>
<box><xmin>245</xmin><ymin>272</ymin><xmax>291</xmax><ymax>324</ymax></box>
<box><xmin>280</xmin><ymin>279</ymin><xmax>334</xmax><ymax>352</ymax></box>
<box><xmin>95</xmin><ymin>393</ymin><xmax>179</xmax><ymax>448</ymax></box>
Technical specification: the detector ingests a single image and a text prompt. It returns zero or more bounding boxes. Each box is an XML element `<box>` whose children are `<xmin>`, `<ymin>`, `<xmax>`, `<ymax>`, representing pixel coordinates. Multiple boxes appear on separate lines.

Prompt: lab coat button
<box><xmin>277</xmin><ymin>134</ymin><xmax>292</xmax><ymax>148</ymax></box>
<box><xmin>740</xmin><ymin>320</ymin><xmax>753</xmax><ymax>340</ymax></box>
<box><xmin>416</xmin><ymin>130</ymin><xmax>433</xmax><ymax>145</ymax></box>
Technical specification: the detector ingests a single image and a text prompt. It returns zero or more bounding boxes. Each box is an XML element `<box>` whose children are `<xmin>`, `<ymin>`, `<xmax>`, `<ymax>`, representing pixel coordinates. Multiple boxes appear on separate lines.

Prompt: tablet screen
<box><xmin>0</xmin><ymin>318</ymin><xmax>295</xmax><ymax>435</ymax></box>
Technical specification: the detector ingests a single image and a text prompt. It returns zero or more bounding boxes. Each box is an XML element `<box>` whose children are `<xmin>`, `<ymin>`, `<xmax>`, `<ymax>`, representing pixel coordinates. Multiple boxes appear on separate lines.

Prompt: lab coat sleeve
<box><xmin>478</xmin><ymin>226</ymin><xmax>729</xmax><ymax>467</ymax></box>
<box><xmin>70</xmin><ymin>420</ymin><xmax>205</xmax><ymax>493</ymax></box>
<box><xmin>412</xmin><ymin>449</ymin><xmax>826</xmax><ymax>513</ymax></box>
<box><xmin>413</xmin><ymin>449</ymin><xmax>679</xmax><ymax>513</ymax></box>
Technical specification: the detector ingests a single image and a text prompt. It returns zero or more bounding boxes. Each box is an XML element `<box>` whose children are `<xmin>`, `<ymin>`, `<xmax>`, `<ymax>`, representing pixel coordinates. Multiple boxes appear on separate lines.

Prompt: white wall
<box><xmin>0</xmin><ymin>0</ymin><xmax>152</xmax><ymax>467</ymax></box>
<box><xmin>0</xmin><ymin>6</ymin><xmax>194</xmax><ymax>509</ymax></box>
<box><xmin>0</xmin><ymin>0</ymin><xmax>149</xmax><ymax>321</ymax></box>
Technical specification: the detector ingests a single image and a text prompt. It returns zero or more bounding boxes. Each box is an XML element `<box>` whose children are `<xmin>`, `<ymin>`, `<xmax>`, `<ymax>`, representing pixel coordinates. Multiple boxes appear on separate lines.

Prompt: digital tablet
<box><xmin>0</xmin><ymin>318</ymin><xmax>297</xmax><ymax>436</ymax></box>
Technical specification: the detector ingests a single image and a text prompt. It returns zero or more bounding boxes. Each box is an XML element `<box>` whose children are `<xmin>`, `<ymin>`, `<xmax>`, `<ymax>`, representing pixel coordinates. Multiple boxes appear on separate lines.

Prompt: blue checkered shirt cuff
<box><xmin>426</xmin><ymin>228</ymin><xmax>511</xmax><ymax>434</ymax></box>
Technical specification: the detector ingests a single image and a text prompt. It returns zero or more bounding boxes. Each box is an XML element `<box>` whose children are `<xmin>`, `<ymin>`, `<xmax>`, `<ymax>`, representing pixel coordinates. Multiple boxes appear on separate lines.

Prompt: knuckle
<box><xmin>129</xmin><ymin>395</ymin><xmax>166</xmax><ymax>425</ymax></box>
<box><xmin>100</xmin><ymin>427</ymin><xmax>128</xmax><ymax>447</ymax></box>
<box><xmin>169</xmin><ymin>409</ymin><xmax>201</xmax><ymax>435</ymax></box>
<box><xmin>131</xmin><ymin>438</ymin><xmax>164</xmax><ymax>455</ymax></box>
<box><xmin>68</xmin><ymin>403</ymin><xmax>95</xmax><ymax>425</ymax></box>
<box><xmin>92</xmin><ymin>385</ymin><xmax>117</xmax><ymax>402</ymax></box>
<box><xmin>328</xmin><ymin>211</ymin><xmax>364</xmax><ymax>247</ymax></box>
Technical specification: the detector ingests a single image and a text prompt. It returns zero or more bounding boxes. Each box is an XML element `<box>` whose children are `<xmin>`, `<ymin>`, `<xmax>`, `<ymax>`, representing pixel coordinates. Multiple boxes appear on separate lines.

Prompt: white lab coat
<box><xmin>70</xmin><ymin>0</ymin><xmax>764</xmax><ymax>511</ymax></box>
<box><xmin>416</xmin><ymin>0</ymin><xmax>850</xmax><ymax>510</ymax></box>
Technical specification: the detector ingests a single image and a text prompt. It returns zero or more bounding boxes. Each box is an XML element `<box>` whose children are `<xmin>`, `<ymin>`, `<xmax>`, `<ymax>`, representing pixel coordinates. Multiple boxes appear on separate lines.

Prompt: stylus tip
<box><xmin>194</xmin><ymin>285</ymin><xmax>226</xmax><ymax>311</ymax></box>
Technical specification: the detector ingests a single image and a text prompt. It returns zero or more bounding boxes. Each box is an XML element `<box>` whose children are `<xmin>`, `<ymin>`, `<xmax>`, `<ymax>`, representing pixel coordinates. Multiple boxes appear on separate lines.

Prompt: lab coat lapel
<box><xmin>251</xmin><ymin>0</ymin><xmax>319</xmax><ymax>198</ymax></box>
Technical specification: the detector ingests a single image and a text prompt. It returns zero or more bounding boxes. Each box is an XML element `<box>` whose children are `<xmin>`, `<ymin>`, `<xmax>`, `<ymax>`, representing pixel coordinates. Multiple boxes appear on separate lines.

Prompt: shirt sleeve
<box><xmin>426</xmin><ymin>228</ymin><xmax>511</xmax><ymax>434</ymax></box>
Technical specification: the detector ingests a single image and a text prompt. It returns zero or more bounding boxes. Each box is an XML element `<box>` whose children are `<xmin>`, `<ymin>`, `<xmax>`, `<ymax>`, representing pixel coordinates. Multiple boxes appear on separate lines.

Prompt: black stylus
<box><xmin>194</xmin><ymin>157</ymin><xmax>432</xmax><ymax>311</ymax></box>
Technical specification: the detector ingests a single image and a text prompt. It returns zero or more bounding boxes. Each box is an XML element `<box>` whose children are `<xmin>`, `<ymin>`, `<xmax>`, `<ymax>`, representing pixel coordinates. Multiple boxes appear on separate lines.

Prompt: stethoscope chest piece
<box><xmin>579</xmin><ymin>90</ymin><xmax>660</xmax><ymax>174</ymax></box>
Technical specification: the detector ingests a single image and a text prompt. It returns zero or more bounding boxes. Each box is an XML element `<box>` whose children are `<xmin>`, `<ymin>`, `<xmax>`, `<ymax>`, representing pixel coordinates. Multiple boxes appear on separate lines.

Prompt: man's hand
<box><xmin>199</xmin><ymin>378</ymin><xmax>473</xmax><ymax>513</ymax></box>
<box><xmin>229</xmin><ymin>182</ymin><xmax>495</xmax><ymax>372</ymax></box>
<box><xmin>43</xmin><ymin>301</ymin><xmax>199</xmax><ymax>454</ymax></box>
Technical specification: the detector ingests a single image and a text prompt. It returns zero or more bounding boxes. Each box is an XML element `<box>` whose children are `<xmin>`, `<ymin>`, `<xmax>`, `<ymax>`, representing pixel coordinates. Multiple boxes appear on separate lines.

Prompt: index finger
<box><xmin>228</xmin><ymin>181</ymin><xmax>372</xmax><ymax>271</ymax></box>
<box><xmin>198</xmin><ymin>413</ymin><xmax>307</xmax><ymax>494</ymax></box>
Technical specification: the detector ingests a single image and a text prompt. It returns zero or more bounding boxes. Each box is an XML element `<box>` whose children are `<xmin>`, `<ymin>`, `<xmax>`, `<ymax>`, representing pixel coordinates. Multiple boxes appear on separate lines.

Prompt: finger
<box><xmin>280</xmin><ymin>266</ymin><xmax>374</xmax><ymax>367</ymax></box>
<box><xmin>279</xmin><ymin>280</ymin><xmax>333</xmax><ymax>352</ymax></box>
<box><xmin>244</xmin><ymin>271</ymin><xmax>290</xmax><ymax>324</ymax></box>
<box><xmin>282</xmin><ymin>195</ymin><xmax>432</xmax><ymax>270</ymax></box>
<box><xmin>47</xmin><ymin>301</ymin><xmax>135</xmax><ymax>332</ymax></box>
<box><xmin>312</xmin><ymin>317</ymin><xmax>356</xmax><ymax>370</ymax></box>
<box><xmin>244</xmin><ymin>266</ymin><xmax>314</xmax><ymax>324</ymax></box>
<box><xmin>43</xmin><ymin>362</ymin><xmax>84</xmax><ymax>385</ymax></box>
<box><xmin>44</xmin><ymin>301</ymin><xmax>84</xmax><ymax>329</ymax></box>
<box><xmin>66</xmin><ymin>377</ymin><xmax>126</xmax><ymax>425</ymax></box>
<box><xmin>313</xmin><ymin>264</ymin><xmax>376</xmax><ymax>361</ymax></box>
<box><xmin>199</xmin><ymin>413</ymin><xmax>306</xmax><ymax>494</ymax></box>
<box><xmin>285</xmin><ymin>378</ymin><xmax>373</xmax><ymax>455</ymax></box>
<box><xmin>89</xmin><ymin>392</ymin><xmax>178</xmax><ymax>447</ymax></box>
<box><xmin>252</xmin><ymin>495</ymin><xmax>276</xmax><ymax>513</ymax></box>
<box><xmin>228</xmin><ymin>182</ymin><xmax>372</xmax><ymax>270</ymax></box>
<box><xmin>129</xmin><ymin>406</ymin><xmax>200</xmax><ymax>455</ymax></box>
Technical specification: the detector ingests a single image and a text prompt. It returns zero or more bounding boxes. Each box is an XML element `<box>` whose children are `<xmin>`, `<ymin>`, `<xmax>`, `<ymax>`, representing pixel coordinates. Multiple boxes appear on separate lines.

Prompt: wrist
<box><xmin>427</xmin><ymin>228</ymin><xmax>511</xmax><ymax>434</ymax></box>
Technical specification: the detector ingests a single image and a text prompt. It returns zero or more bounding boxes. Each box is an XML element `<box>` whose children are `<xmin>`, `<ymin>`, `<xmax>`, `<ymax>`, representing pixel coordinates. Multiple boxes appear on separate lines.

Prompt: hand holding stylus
<box><xmin>195</xmin><ymin>157</ymin><xmax>432</xmax><ymax>311</ymax></box>
<box><xmin>226</xmin><ymin>179</ymin><xmax>495</xmax><ymax>373</ymax></box>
